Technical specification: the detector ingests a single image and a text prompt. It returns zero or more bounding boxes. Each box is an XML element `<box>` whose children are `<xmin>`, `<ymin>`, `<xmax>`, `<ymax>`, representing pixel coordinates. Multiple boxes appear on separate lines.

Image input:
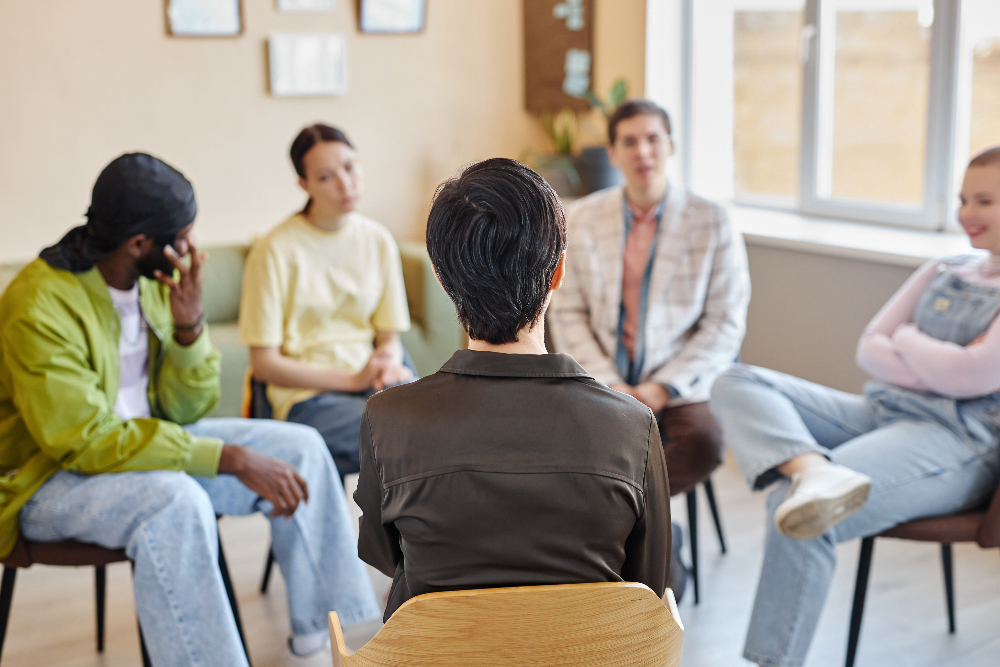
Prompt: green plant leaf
<box><xmin>554</xmin><ymin>108</ymin><xmax>577</xmax><ymax>154</ymax></box>
<box><xmin>584</xmin><ymin>90</ymin><xmax>604</xmax><ymax>110</ymax></box>
<box><xmin>541</xmin><ymin>111</ymin><xmax>557</xmax><ymax>148</ymax></box>
<box><xmin>609</xmin><ymin>79</ymin><xmax>628</xmax><ymax>108</ymax></box>
<box><xmin>534</xmin><ymin>154</ymin><xmax>581</xmax><ymax>191</ymax></box>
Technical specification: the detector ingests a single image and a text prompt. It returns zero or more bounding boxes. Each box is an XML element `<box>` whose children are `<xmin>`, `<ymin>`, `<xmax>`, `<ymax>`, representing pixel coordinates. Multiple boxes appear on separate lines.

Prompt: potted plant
<box><xmin>575</xmin><ymin>78</ymin><xmax>629</xmax><ymax>194</ymax></box>
<box><xmin>534</xmin><ymin>108</ymin><xmax>582</xmax><ymax>197</ymax></box>
<box><xmin>524</xmin><ymin>79</ymin><xmax>629</xmax><ymax>198</ymax></box>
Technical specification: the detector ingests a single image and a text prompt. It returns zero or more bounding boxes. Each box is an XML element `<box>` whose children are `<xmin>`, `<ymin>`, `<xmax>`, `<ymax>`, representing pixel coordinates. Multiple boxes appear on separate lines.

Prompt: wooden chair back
<box><xmin>329</xmin><ymin>581</ymin><xmax>684</xmax><ymax>667</ymax></box>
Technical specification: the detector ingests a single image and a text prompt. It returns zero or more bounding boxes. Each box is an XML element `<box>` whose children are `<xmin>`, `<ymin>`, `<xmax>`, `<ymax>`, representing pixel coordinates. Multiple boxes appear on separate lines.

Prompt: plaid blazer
<box><xmin>548</xmin><ymin>185</ymin><xmax>750</xmax><ymax>404</ymax></box>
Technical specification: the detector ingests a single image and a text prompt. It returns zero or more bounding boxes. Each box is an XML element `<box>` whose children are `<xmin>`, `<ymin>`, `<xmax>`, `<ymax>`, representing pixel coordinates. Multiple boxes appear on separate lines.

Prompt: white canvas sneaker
<box><xmin>774</xmin><ymin>463</ymin><xmax>872</xmax><ymax>540</ymax></box>
<box><xmin>283</xmin><ymin>638</ymin><xmax>333</xmax><ymax>667</ymax></box>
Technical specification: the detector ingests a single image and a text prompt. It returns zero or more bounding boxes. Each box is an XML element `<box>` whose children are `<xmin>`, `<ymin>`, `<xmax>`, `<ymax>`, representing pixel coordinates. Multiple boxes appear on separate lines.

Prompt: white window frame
<box><xmin>649</xmin><ymin>0</ymin><xmax>973</xmax><ymax>231</ymax></box>
<box><xmin>800</xmin><ymin>0</ymin><xmax>960</xmax><ymax>229</ymax></box>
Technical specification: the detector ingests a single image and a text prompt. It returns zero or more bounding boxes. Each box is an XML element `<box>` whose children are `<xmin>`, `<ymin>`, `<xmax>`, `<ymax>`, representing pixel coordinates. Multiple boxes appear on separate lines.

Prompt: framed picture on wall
<box><xmin>277</xmin><ymin>0</ymin><xmax>333</xmax><ymax>12</ymax></box>
<box><xmin>359</xmin><ymin>0</ymin><xmax>426</xmax><ymax>34</ymax></box>
<box><xmin>268</xmin><ymin>33</ymin><xmax>347</xmax><ymax>96</ymax></box>
<box><xmin>165</xmin><ymin>0</ymin><xmax>242</xmax><ymax>37</ymax></box>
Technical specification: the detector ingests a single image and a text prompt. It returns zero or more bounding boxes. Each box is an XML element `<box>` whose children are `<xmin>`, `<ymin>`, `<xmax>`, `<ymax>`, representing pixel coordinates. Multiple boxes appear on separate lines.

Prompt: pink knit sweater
<box><xmin>856</xmin><ymin>255</ymin><xmax>1000</xmax><ymax>399</ymax></box>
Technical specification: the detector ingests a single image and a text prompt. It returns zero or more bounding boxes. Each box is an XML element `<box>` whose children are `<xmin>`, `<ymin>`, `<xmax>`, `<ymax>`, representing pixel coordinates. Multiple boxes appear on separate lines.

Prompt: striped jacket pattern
<box><xmin>548</xmin><ymin>184</ymin><xmax>751</xmax><ymax>404</ymax></box>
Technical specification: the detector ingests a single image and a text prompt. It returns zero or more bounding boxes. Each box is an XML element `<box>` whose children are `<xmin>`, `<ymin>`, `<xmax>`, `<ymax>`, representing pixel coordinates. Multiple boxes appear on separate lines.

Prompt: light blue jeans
<box><xmin>19</xmin><ymin>418</ymin><xmax>381</xmax><ymax>667</ymax></box>
<box><xmin>710</xmin><ymin>364</ymin><xmax>1000</xmax><ymax>667</ymax></box>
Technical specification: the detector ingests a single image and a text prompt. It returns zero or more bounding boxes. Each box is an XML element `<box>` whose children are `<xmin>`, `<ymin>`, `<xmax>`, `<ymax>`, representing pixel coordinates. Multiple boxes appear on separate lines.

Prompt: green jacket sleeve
<box><xmin>3</xmin><ymin>303</ymin><xmax>222</xmax><ymax>478</ymax></box>
<box><xmin>152</xmin><ymin>324</ymin><xmax>222</xmax><ymax>426</ymax></box>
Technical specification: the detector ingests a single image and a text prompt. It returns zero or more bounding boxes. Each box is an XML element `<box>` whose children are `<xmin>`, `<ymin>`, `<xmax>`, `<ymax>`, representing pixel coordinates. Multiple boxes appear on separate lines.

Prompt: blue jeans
<box><xmin>287</xmin><ymin>351</ymin><xmax>418</xmax><ymax>478</ymax></box>
<box><xmin>710</xmin><ymin>364</ymin><xmax>1000</xmax><ymax>667</ymax></box>
<box><xmin>19</xmin><ymin>418</ymin><xmax>381</xmax><ymax>667</ymax></box>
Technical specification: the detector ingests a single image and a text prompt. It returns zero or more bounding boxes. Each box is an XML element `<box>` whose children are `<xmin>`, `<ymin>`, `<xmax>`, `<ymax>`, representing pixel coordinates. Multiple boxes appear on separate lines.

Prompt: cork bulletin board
<box><xmin>523</xmin><ymin>0</ymin><xmax>594</xmax><ymax>113</ymax></box>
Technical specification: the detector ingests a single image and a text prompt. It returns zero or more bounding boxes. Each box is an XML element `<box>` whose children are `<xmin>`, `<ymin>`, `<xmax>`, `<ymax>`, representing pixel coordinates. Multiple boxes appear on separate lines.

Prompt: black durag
<box><xmin>40</xmin><ymin>153</ymin><xmax>197</xmax><ymax>273</ymax></box>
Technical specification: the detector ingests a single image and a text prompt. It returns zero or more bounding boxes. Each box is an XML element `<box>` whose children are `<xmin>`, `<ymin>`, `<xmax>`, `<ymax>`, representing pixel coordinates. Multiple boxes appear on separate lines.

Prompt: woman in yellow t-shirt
<box><xmin>239</xmin><ymin>124</ymin><xmax>414</xmax><ymax>478</ymax></box>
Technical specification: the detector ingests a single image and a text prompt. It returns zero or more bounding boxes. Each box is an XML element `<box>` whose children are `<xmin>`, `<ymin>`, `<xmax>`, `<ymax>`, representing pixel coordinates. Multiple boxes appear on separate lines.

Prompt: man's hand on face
<box><xmin>218</xmin><ymin>445</ymin><xmax>308</xmax><ymax>518</ymax></box>
<box><xmin>154</xmin><ymin>241</ymin><xmax>207</xmax><ymax>347</ymax></box>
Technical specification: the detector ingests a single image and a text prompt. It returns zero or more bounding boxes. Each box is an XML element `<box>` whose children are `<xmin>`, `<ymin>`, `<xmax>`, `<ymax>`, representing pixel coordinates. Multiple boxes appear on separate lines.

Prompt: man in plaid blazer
<box><xmin>549</xmin><ymin>100</ymin><xmax>750</xmax><ymax>589</ymax></box>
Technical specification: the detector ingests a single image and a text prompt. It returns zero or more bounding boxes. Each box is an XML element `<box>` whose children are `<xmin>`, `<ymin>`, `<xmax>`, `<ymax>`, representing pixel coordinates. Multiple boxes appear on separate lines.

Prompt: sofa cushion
<box><xmin>209</xmin><ymin>321</ymin><xmax>247</xmax><ymax>419</ymax></box>
<box><xmin>201</xmin><ymin>245</ymin><xmax>248</xmax><ymax>325</ymax></box>
<box><xmin>397</xmin><ymin>242</ymin><xmax>465</xmax><ymax>377</ymax></box>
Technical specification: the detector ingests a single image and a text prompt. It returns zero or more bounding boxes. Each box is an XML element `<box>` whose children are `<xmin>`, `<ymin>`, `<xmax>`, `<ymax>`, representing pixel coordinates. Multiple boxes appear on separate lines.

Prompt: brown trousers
<box><xmin>656</xmin><ymin>402</ymin><xmax>725</xmax><ymax>496</ymax></box>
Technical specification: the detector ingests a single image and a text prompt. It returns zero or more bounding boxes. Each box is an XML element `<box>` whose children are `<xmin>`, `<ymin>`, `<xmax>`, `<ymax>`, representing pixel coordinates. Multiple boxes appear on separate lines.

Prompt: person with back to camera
<box><xmin>354</xmin><ymin>158</ymin><xmax>672</xmax><ymax>620</ymax></box>
<box><xmin>547</xmin><ymin>99</ymin><xmax>751</xmax><ymax>597</ymax></box>
<box><xmin>239</xmin><ymin>124</ymin><xmax>415</xmax><ymax>480</ymax></box>
<box><xmin>0</xmin><ymin>153</ymin><xmax>380</xmax><ymax>667</ymax></box>
<box><xmin>709</xmin><ymin>148</ymin><xmax>1000</xmax><ymax>667</ymax></box>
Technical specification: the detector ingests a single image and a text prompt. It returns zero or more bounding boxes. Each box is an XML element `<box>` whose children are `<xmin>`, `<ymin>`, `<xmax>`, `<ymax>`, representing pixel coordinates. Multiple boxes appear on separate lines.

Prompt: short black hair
<box><xmin>607</xmin><ymin>99</ymin><xmax>672</xmax><ymax>145</ymax></box>
<box><xmin>426</xmin><ymin>158</ymin><xmax>566</xmax><ymax>345</ymax></box>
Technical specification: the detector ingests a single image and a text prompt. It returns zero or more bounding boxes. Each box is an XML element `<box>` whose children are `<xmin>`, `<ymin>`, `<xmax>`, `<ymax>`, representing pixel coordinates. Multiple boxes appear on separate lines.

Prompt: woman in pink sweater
<box><xmin>710</xmin><ymin>148</ymin><xmax>1000</xmax><ymax>667</ymax></box>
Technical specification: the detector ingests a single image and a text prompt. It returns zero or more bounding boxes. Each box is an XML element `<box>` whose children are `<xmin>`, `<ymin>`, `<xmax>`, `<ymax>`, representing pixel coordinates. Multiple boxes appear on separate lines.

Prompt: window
<box><xmin>733</xmin><ymin>8</ymin><xmax>804</xmax><ymax>200</ymax></box>
<box><xmin>962</xmin><ymin>1</ymin><xmax>1000</xmax><ymax>161</ymax></box>
<box><xmin>819</xmin><ymin>6</ymin><xmax>931</xmax><ymax>206</ymax></box>
<box><xmin>666</xmin><ymin>0</ymin><xmax>1000</xmax><ymax>231</ymax></box>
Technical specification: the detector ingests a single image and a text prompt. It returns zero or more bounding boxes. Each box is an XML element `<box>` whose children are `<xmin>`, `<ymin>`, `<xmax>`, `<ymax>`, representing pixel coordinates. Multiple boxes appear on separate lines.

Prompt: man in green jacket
<box><xmin>0</xmin><ymin>154</ymin><xmax>380</xmax><ymax>667</ymax></box>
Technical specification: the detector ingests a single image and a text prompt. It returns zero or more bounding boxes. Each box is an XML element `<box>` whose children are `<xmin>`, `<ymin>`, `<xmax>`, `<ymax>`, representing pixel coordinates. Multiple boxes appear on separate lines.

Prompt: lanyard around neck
<box><xmin>616</xmin><ymin>191</ymin><xmax>668</xmax><ymax>384</ymax></box>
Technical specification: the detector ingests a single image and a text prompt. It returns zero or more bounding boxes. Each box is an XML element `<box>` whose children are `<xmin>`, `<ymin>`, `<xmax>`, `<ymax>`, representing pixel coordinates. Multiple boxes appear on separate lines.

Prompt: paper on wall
<box><xmin>360</xmin><ymin>0</ymin><xmax>425</xmax><ymax>32</ymax></box>
<box><xmin>276</xmin><ymin>0</ymin><xmax>333</xmax><ymax>12</ymax></box>
<box><xmin>269</xmin><ymin>33</ymin><xmax>346</xmax><ymax>96</ymax></box>
<box><xmin>167</xmin><ymin>0</ymin><xmax>241</xmax><ymax>36</ymax></box>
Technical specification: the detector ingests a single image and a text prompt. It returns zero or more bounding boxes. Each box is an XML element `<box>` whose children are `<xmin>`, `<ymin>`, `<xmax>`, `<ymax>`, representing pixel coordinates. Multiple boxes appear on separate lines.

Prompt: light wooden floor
<box><xmin>2</xmin><ymin>453</ymin><xmax>997</xmax><ymax>666</ymax></box>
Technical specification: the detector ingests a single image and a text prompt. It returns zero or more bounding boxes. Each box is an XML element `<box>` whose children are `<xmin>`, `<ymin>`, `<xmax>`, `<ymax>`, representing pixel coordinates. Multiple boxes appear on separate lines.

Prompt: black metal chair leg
<box><xmin>686</xmin><ymin>489</ymin><xmax>700</xmax><ymax>605</ymax></box>
<box><xmin>259</xmin><ymin>546</ymin><xmax>275</xmax><ymax>594</ymax></box>
<box><xmin>95</xmin><ymin>565</ymin><xmax>106</xmax><ymax>652</ymax></box>
<box><xmin>218</xmin><ymin>535</ymin><xmax>250</xmax><ymax>664</ymax></box>
<box><xmin>703</xmin><ymin>478</ymin><xmax>727</xmax><ymax>554</ymax></box>
<box><xmin>845</xmin><ymin>536</ymin><xmax>876</xmax><ymax>667</ymax></box>
<box><xmin>941</xmin><ymin>543</ymin><xmax>956</xmax><ymax>634</ymax></box>
<box><xmin>0</xmin><ymin>567</ymin><xmax>18</xmax><ymax>659</ymax></box>
<box><xmin>138</xmin><ymin>620</ymin><xmax>152</xmax><ymax>667</ymax></box>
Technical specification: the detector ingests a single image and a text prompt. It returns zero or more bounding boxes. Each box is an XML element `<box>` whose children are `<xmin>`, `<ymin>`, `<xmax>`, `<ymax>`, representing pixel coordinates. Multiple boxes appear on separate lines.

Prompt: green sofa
<box><xmin>0</xmin><ymin>241</ymin><xmax>465</xmax><ymax>418</ymax></box>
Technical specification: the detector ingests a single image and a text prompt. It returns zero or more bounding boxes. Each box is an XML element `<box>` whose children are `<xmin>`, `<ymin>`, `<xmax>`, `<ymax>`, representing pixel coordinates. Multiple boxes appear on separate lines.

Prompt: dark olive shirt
<box><xmin>355</xmin><ymin>349</ymin><xmax>671</xmax><ymax>620</ymax></box>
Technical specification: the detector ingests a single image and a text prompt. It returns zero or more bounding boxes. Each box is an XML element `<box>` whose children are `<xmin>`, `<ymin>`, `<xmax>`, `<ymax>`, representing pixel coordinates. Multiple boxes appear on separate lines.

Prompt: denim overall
<box><xmin>710</xmin><ymin>256</ymin><xmax>1000</xmax><ymax>667</ymax></box>
<box><xmin>866</xmin><ymin>259</ymin><xmax>1000</xmax><ymax>455</ymax></box>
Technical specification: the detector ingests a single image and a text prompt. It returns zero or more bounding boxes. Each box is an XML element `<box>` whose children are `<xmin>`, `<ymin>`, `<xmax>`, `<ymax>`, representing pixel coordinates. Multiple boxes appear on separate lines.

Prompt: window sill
<box><xmin>728</xmin><ymin>205</ymin><xmax>978</xmax><ymax>269</ymax></box>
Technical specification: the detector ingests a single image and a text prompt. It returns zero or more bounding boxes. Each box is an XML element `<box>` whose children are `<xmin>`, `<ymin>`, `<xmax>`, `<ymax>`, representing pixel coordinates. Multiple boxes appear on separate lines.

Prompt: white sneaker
<box><xmin>774</xmin><ymin>464</ymin><xmax>872</xmax><ymax>540</ymax></box>
<box><xmin>283</xmin><ymin>638</ymin><xmax>333</xmax><ymax>667</ymax></box>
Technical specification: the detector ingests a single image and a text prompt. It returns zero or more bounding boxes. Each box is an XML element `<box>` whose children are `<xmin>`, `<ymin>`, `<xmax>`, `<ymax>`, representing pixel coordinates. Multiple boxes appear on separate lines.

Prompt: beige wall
<box><xmin>740</xmin><ymin>242</ymin><xmax>914</xmax><ymax>393</ymax></box>
<box><xmin>0</xmin><ymin>0</ymin><xmax>645</xmax><ymax>264</ymax></box>
<box><xmin>586</xmin><ymin>0</ymin><xmax>646</xmax><ymax>144</ymax></box>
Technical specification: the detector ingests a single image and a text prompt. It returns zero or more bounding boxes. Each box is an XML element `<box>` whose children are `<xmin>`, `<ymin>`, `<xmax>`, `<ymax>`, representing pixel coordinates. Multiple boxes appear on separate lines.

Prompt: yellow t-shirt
<box><xmin>239</xmin><ymin>213</ymin><xmax>411</xmax><ymax>420</ymax></box>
